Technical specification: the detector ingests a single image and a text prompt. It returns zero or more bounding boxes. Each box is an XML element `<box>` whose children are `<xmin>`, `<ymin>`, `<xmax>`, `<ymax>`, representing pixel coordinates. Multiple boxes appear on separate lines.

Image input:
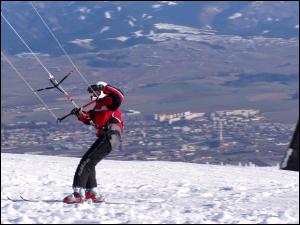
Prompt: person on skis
<box><xmin>63</xmin><ymin>81</ymin><xmax>124</xmax><ymax>204</ymax></box>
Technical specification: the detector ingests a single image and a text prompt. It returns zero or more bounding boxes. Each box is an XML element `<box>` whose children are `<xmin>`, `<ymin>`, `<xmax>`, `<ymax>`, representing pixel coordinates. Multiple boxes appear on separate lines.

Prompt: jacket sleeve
<box><xmin>78</xmin><ymin>111</ymin><xmax>91</xmax><ymax>125</ymax></box>
<box><xmin>101</xmin><ymin>85</ymin><xmax>124</xmax><ymax>110</ymax></box>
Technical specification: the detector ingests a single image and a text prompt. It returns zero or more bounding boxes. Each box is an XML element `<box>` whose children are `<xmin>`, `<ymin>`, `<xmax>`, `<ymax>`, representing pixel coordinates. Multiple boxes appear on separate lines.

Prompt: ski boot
<box><xmin>63</xmin><ymin>187</ymin><xmax>85</xmax><ymax>204</ymax></box>
<box><xmin>85</xmin><ymin>188</ymin><xmax>105</xmax><ymax>203</ymax></box>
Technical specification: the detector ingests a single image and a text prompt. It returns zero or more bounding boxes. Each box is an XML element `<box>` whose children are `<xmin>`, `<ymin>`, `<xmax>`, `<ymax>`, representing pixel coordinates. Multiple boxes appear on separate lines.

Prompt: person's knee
<box><xmin>85</xmin><ymin>160</ymin><xmax>97</xmax><ymax>171</ymax></box>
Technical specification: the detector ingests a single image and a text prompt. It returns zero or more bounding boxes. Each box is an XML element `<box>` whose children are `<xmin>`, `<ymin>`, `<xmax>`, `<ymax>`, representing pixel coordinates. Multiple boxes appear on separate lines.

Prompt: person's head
<box><xmin>88</xmin><ymin>81</ymin><xmax>108</xmax><ymax>100</ymax></box>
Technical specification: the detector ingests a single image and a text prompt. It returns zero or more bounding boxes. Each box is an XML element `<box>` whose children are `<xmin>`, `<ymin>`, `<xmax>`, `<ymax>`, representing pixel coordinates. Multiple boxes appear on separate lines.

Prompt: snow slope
<box><xmin>1</xmin><ymin>153</ymin><xmax>299</xmax><ymax>224</ymax></box>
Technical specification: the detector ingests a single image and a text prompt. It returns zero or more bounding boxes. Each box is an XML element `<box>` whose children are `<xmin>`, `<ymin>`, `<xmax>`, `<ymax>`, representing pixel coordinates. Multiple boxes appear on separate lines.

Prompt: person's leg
<box><xmin>64</xmin><ymin>136</ymin><xmax>109</xmax><ymax>203</ymax></box>
<box><xmin>85</xmin><ymin>125</ymin><xmax>122</xmax><ymax>201</ymax></box>
<box><xmin>85</xmin><ymin>167</ymin><xmax>100</xmax><ymax>200</ymax></box>
<box><xmin>73</xmin><ymin>135</ymin><xmax>111</xmax><ymax>190</ymax></box>
<box><xmin>86</xmin><ymin>167</ymin><xmax>97</xmax><ymax>189</ymax></box>
<box><xmin>84</xmin><ymin>125</ymin><xmax>122</xmax><ymax>190</ymax></box>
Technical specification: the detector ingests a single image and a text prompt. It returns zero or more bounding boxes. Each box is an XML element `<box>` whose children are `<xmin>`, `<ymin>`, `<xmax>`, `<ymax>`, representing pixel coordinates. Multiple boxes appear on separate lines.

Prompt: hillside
<box><xmin>1</xmin><ymin>1</ymin><xmax>299</xmax><ymax>122</ymax></box>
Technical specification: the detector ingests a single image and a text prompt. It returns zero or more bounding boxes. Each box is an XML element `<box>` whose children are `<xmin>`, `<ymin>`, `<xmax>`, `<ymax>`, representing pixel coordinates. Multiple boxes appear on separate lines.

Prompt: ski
<box><xmin>6</xmin><ymin>196</ymin><xmax>36</xmax><ymax>202</ymax></box>
<box><xmin>7</xmin><ymin>196</ymin><xmax>20</xmax><ymax>202</ymax></box>
<box><xmin>20</xmin><ymin>196</ymin><xmax>62</xmax><ymax>203</ymax></box>
<box><xmin>20</xmin><ymin>195</ymin><xmax>40</xmax><ymax>202</ymax></box>
<box><xmin>6</xmin><ymin>196</ymin><xmax>60</xmax><ymax>203</ymax></box>
<box><xmin>6</xmin><ymin>195</ymin><xmax>135</xmax><ymax>205</ymax></box>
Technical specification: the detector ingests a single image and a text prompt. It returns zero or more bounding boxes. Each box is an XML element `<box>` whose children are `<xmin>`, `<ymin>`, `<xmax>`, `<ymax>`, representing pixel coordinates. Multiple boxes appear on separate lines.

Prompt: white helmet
<box><xmin>89</xmin><ymin>81</ymin><xmax>108</xmax><ymax>100</ymax></box>
<box><xmin>96</xmin><ymin>81</ymin><xmax>108</xmax><ymax>87</ymax></box>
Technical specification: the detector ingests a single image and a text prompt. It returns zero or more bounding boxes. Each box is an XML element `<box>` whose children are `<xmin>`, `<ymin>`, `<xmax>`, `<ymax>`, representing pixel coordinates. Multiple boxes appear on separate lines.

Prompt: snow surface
<box><xmin>1</xmin><ymin>153</ymin><xmax>299</xmax><ymax>224</ymax></box>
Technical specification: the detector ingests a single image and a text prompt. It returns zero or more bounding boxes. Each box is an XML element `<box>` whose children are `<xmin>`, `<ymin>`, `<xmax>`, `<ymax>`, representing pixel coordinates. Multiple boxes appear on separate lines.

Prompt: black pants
<box><xmin>72</xmin><ymin>124</ymin><xmax>122</xmax><ymax>189</ymax></box>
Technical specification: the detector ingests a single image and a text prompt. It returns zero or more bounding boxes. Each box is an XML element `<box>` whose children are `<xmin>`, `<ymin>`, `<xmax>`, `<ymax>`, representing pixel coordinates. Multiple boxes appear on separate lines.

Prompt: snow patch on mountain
<box><xmin>152</xmin><ymin>1</ymin><xmax>178</xmax><ymax>8</ymax></box>
<box><xmin>154</xmin><ymin>23</ymin><xmax>201</xmax><ymax>34</ymax></box>
<box><xmin>228</xmin><ymin>12</ymin><xmax>243</xmax><ymax>20</ymax></box>
<box><xmin>128</xmin><ymin>16</ymin><xmax>137</xmax><ymax>22</ymax></box>
<box><xmin>152</xmin><ymin>4</ymin><xmax>162</xmax><ymax>9</ymax></box>
<box><xmin>77</xmin><ymin>7</ymin><xmax>91</xmax><ymax>14</ymax></box>
<box><xmin>141</xmin><ymin>13</ymin><xmax>153</xmax><ymax>20</ymax></box>
<box><xmin>16</xmin><ymin>52</ymin><xmax>50</xmax><ymax>58</ymax></box>
<box><xmin>78</xmin><ymin>15</ymin><xmax>86</xmax><ymax>21</ymax></box>
<box><xmin>100</xmin><ymin>26</ymin><xmax>110</xmax><ymax>33</ymax></box>
<box><xmin>117</xmin><ymin>6</ymin><xmax>122</xmax><ymax>12</ymax></box>
<box><xmin>134</xmin><ymin>30</ymin><xmax>144</xmax><ymax>38</ymax></box>
<box><xmin>146</xmin><ymin>22</ymin><xmax>298</xmax><ymax>49</ymax></box>
<box><xmin>109</xmin><ymin>36</ymin><xmax>130</xmax><ymax>42</ymax></box>
<box><xmin>160</xmin><ymin>1</ymin><xmax>178</xmax><ymax>6</ymax></box>
<box><xmin>128</xmin><ymin>20</ymin><xmax>135</xmax><ymax>27</ymax></box>
<box><xmin>104</xmin><ymin>11</ymin><xmax>112</xmax><ymax>19</ymax></box>
<box><xmin>69</xmin><ymin>38</ymin><xmax>94</xmax><ymax>49</ymax></box>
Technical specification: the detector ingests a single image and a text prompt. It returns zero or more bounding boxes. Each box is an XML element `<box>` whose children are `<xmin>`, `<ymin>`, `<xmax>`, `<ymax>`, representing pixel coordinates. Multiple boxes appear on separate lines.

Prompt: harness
<box><xmin>97</xmin><ymin>114</ymin><xmax>122</xmax><ymax>139</ymax></box>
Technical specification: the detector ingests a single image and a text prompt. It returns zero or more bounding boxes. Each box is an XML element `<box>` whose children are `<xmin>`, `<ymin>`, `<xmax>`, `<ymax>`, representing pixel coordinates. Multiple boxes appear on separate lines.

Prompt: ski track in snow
<box><xmin>1</xmin><ymin>153</ymin><xmax>299</xmax><ymax>224</ymax></box>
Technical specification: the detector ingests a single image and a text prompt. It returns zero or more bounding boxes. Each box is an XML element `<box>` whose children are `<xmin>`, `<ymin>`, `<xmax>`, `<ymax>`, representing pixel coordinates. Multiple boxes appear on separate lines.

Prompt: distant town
<box><xmin>1</xmin><ymin>108</ymin><xmax>295</xmax><ymax>167</ymax></box>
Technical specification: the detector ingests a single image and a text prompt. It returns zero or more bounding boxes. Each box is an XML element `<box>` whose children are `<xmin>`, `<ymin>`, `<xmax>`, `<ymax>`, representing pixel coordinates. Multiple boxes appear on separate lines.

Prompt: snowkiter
<box><xmin>63</xmin><ymin>81</ymin><xmax>124</xmax><ymax>203</ymax></box>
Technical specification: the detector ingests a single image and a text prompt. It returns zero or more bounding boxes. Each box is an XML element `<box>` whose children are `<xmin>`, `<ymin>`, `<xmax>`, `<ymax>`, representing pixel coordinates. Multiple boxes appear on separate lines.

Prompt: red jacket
<box><xmin>78</xmin><ymin>85</ymin><xmax>124</xmax><ymax>137</ymax></box>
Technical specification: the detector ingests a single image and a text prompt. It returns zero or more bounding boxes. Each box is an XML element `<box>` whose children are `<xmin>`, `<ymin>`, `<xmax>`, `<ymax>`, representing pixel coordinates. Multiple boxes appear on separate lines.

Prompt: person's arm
<box><xmin>78</xmin><ymin>111</ymin><xmax>91</xmax><ymax>125</ymax></box>
<box><xmin>71</xmin><ymin>108</ymin><xmax>91</xmax><ymax>125</ymax></box>
<box><xmin>101</xmin><ymin>85</ymin><xmax>124</xmax><ymax>110</ymax></box>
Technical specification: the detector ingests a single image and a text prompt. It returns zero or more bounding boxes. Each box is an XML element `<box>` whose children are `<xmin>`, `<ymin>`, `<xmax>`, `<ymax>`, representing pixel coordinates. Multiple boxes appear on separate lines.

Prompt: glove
<box><xmin>70</xmin><ymin>107</ymin><xmax>82</xmax><ymax>117</ymax></box>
